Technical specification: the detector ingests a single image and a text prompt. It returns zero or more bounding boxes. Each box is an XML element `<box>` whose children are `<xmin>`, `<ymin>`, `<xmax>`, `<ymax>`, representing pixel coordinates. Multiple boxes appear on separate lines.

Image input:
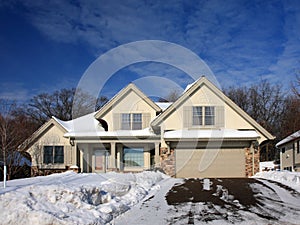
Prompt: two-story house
<box><xmin>22</xmin><ymin>76</ymin><xmax>275</xmax><ymax>178</ymax></box>
<box><xmin>276</xmin><ymin>130</ymin><xmax>300</xmax><ymax>172</ymax></box>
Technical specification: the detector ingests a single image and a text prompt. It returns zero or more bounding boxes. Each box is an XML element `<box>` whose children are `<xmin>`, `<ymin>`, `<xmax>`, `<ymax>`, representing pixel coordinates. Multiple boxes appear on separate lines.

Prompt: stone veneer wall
<box><xmin>245</xmin><ymin>147</ymin><xmax>260</xmax><ymax>177</ymax></box>
<box><xmin>31</xmin><ymin>166</ymin><xmax>70</xmax><ymax>177</ymax></box>
<box><xmin>160</xmin><ymin>147</ymin><xmax>175</xmax><ymax>177</ymax></box>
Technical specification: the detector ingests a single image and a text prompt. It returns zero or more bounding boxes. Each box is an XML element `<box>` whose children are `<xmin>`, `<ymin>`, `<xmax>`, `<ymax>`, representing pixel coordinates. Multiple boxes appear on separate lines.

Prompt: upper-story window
<box><xmin>192</xmin><ymin>106</ymin><xmax>215</xmax><ymax>126</ymax></box>
<box><xmin>132</xmin><ymin>113</ymin><xmax>142</xmax><ymax>130</ymax></box>
<box><xmin>193</xmin><ymin>106</ymin><xmax>203</xmax><ymax>125</ymax></box>
<box><xmin>121</xmin><ymin>113</ymin><xmax>142</xmax><ymax>130</ymax></box>
<box><xmin>205</xmin><ymin>106</ymin><xmax>215</xmax><ymax>125</ymax></box>
<box><xmin>121</xmin><ymin>113</ymin><xmax>131</xmax><ymax>130</ymax></box>
<box><xmin>114</xmin><ymin>113</ymin><xmax>150</xmax><ymax>130</ymax></box>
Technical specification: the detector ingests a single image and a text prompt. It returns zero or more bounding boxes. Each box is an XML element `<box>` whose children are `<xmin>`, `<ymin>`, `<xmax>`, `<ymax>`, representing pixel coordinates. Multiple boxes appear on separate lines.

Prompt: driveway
<box><xmin>115</xmin><ymin>177</ymin><xmax>300</xmax><ymax>225</ymax></box>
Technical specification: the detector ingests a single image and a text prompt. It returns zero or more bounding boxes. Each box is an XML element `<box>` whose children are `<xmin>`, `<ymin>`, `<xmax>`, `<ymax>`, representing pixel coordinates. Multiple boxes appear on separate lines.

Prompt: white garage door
<box><xmin>175</xmin><ymin>148</ymin><xmax>245</xmax><ymax>178</ymax></box>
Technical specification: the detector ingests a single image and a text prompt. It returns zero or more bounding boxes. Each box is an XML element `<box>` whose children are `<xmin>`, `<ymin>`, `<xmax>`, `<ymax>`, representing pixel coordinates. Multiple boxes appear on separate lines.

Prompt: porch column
<box><xmin>110</xmin><ymin>142</ymin><xmax>116</xmax><ymax>169</ymax></box>
<box><xmin>73</xmin><ymin>143</ymin><xmax>77</xmax><ymax>166</ymax></box>
<box><xmin>155</xmin><ymin>142</ymin><xmax>160</xmax><ymax>167</ymax></box>
<box><xmin>80</xmin><ymin>148</ymin><xmax>84</xmax><ymax>172</ymax></box>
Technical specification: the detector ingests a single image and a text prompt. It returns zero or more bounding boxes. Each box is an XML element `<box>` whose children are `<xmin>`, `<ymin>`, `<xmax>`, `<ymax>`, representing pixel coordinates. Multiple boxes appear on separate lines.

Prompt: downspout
<box><xmin>293</xmin><ymin>142</ymin><xmax>295</xmax><ymax>172</ymax></box>
<box><xmin>280</xmin><ymin>149</ymin><xmax>283</xmax><ymax>170</ymax></box>
<box><xmin>252</xmin><ymin>146</ymin><xmax>255</xmax><ymax>176</ymax></box>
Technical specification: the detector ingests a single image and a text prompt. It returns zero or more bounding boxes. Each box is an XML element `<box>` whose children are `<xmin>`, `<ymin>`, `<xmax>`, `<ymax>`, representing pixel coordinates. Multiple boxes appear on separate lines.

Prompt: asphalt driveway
<box><xmin>166</xmin><ymin>178</ymin><xmax>300</xmax><ymax>224</ymax></box>
<box><xmin>116</xmin><ymin>177</ymin><xmax>300</xmax><ymax>225</ymax></box>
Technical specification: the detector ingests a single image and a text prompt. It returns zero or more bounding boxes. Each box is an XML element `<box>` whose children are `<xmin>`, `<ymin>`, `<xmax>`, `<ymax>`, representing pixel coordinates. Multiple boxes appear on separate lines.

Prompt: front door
<box><xmin>94</xmin><ymin>150</ymin><xmax>106</xmax><ymax>173</ymax></box>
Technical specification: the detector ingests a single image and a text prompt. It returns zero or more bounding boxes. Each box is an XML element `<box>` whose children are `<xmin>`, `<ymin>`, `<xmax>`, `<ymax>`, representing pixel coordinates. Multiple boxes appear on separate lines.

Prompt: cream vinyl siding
<box><xmin>101</xmin><ymin>89</ymin><xmax>158</xmax><ymax>132</ymax></box>
<box><xmin>27</xmin><ymin>124</ymin><xmax>74</xmax><ymax>168</ymax></box>
<box><xmin>175</xmin><ymin>148</ymin><xmax>245</xmax><ymax>178</ymax></box>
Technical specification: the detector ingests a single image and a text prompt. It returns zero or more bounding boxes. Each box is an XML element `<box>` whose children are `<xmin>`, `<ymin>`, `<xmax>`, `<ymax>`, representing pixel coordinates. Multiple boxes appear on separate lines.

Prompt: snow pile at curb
<box><xmin>253</xmin><ymin>171</ymin><xmax>300</xmax><ymax>192</ymax></box>
<box><xmin>0</xmin><ymin>171</ymin><xmax>165</xmax><ymax>225</ymax></box>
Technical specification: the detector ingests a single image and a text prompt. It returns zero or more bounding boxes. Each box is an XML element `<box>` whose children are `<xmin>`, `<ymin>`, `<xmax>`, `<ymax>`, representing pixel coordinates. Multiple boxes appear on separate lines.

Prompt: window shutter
<box><xmin>215</xmin><ymin>106</ymin><xmax>225</xmax><ymax>128</ymax></box>
<box><xmin>142</xmin><ymin>113</ymin><xmax>151</xmax><ymax>129</ymax></box>
<box><xmin>183</xmin><ymin>107</ymin><xmax>192</xmax><ymax>128</ymax></box>
<box><xmin>113</xmin><ymin>113</ymin><xmax>120</xmax><ymax>130</ymax></box>
<box><xmin>65</xmin><ymin>145</ymin><xmax>72</xmax><ymax>164</ymax></box>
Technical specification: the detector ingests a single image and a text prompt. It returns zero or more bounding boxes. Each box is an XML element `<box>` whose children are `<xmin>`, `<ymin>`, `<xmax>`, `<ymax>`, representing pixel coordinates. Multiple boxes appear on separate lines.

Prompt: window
<box><xmin>297</xmin><ymin>140</ymin><xmax>300</xmax><ymax>154</ymax></box>
<box><xmin>43</xmin><ymin>146</ymin><xmax>64</xmax><ymax>164</ymax></box>
<box><xmin>205</xmin><ymin>107</ymin><xmax>215</xmax><ymax>125</ymax></box>
<box><xmin>192</xmin><ymin>106</ymin><xmax>215</xmax><ymax>126</ymax></box>
<box><xmin>193</xmin><ymin>106</ymin><xmax>202</xmax><ymax>125</ymax></box>
<box><xmin>121</xmin><ymin>114</ymin><xmax>131</xmax><ymax>130</ymax></box>
<box><xmin>123</xmin><ymin>148</ymin><xmax>144</xmax><ymax>167</ymax></box>
<box><xmin>132</xmin><ymin>114</ymin><xmax>142</xmax><ymax>130</ymax></box>
<box><xmin>121</xmin><ymin>113</ymin><xmax>142</xmax><ymax>130</ymax></box>
<box><xmin>54</xmin><ymin>146</ymin><xmax>64</xmax><ymax>163</ymax></box>
<box><xmin>281</xmin><ymin>147</ymin><xmax>286</xmax><ymax>153</ymax></box>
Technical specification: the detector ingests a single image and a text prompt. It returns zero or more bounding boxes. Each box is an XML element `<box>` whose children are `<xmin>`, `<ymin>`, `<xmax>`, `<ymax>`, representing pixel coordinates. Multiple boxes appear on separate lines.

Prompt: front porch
<box><xmin>75</xmin><ymin>140</ymin><xmax>161</xmax><ymax>173</ymax></box>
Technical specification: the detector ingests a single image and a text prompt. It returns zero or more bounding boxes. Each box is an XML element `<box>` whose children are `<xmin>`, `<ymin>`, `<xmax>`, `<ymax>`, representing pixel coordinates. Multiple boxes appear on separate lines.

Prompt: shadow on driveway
<box><xmin>165</xmin><ymin>178</ymin><xmax>299</xmax><ymax>224</ymax></box>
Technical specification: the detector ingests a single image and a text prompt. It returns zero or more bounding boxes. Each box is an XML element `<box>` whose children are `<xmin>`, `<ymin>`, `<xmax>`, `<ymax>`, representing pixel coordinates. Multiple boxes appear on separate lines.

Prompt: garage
<box><xmin>175</xmin><ymin>148</ymin><xmax>246</xmax><ymax>178</ymax></box>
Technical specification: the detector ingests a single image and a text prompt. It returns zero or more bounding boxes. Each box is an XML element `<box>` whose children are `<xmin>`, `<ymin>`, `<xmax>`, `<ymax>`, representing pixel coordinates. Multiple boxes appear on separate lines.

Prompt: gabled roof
<box><xmin>276</xmin><ymin>130</ymin><xmax>300</xmax><ymax>147</ymax></box>
<box><xmin>21</xmin><ymin>112</ymin><xmax>106</xmax><ymax>151</ymax></box>
<box><xmin>95</xmin><ymin>83</ymin><xmax>161</xmax><ymax>119</ymax></box>
<box><xmin>151</xmin><ymin>76</ymin><xmax>275</xmax><ymax>140</ymax></box>
<box><xmin>19</xmin><ymin>118</ymin><xmax>69</xmax><ymax>151</ymax></box>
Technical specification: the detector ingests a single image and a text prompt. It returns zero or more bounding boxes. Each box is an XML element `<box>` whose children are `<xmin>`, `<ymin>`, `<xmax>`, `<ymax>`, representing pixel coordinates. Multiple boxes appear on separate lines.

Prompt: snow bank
<box><xmin>0</xmin><ymin>171</ymin><xmax>165</xmax><ymax>225</ymax></box>
<box><xmin>253</xmin><ymin>171</ymin><xmax>300</xmax><ymax>193</ymax></box>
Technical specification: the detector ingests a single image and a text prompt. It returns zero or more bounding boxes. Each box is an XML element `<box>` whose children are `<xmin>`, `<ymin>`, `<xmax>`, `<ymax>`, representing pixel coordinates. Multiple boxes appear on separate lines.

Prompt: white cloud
<box><xmin>6</xmin><ymin>0</ymin><xmax>300</xmax><ymax>91</ymax></box>
<box><xmin>0</xmin><ymin>82</ymin><xmax>30</xmax><ymax>102</ymax></box>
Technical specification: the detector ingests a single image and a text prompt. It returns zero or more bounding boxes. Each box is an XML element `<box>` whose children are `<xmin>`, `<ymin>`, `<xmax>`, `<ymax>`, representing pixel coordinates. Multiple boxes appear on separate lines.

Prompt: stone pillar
<box><xmin>160</xmin><ymin>147</ymin><xmax>175</xmax><ymax>177</ymax></box>
<box><xmin>245</xmin><ymin>146</ymin><xmax>260</xmax><ymax>177</ymax></box>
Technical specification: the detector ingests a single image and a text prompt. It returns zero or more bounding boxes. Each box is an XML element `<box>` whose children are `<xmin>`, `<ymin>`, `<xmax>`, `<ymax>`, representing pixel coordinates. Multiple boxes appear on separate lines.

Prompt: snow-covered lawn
<box><xmin>253</xmin><ymin>170</ymin><xmax>300</xmax><ymax>192</ymax></box>
<box><xmin>0</xmin><ymin>171</ymin><xmax>299</xmax><ymax>225</ymax></box>
<box><xmin>0</xmin><ymin>171</ymin><xmax>166</xmax><ymax>225</ymax></box>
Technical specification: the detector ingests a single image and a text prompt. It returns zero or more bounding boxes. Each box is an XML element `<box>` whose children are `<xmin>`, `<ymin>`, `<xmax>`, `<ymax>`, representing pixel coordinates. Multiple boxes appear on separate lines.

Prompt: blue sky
<box><xmin>0</xmin><ymin>0</ymin><xmax>299</xmax><ymax>102</ymax></box>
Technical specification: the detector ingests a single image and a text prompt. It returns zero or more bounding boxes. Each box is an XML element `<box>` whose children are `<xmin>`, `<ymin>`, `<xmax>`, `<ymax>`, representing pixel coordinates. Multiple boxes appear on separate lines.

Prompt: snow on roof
<box><xmin>184</xmin><ymin>80</ymin><xmax>197</xmax><ymax>92</ymax></box>
<box><xmin>155</xmin><ymin>102</ymin><xmax>173</xmax><ymax>111</ymax></box>
<box><xmin>276</xmin><ymin>130</ymin><xmax>300</xmax><ymax>147</ymax></box>
<box><xmin>64</xmin><ymin>128</ymin><xmax>157</xmax><ymax>138</ymax></box>
<box><xmin>164</xmin><ymin>129</ymin><xmax>260</xmax><ymax>139</ymax></box>
<box><xmin>53</xmin><ymin>112</ymin><xmax>105</xmax><ymax>134</ymax></box>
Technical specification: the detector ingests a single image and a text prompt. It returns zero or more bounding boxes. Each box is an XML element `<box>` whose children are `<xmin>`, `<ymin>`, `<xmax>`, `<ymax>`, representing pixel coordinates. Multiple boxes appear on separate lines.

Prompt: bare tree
<box><xmin>225</xmin><ymin>81</ymin><xmax>288</xmax><ymax>162</ymax></box>
<box><xmin>281</xmin><ymin>95</ymin><xmax>300</xmax><ymax>137</ymax></box>
<box><xmin>292</xmin><ymin>75</ymin><xmax>300</xmax><ymax>98</ymax></box>
<box><xmin>0</xmin><ymin>100</ymin><xmax>35</xmax><ymax>182</ymax></box>
<box><xmin>158</xmin><ymin>89</ymin><xmax>181</xmax><ymax>102</ymax></box>
<box><xmin>225</xmin><ymin>87</ymin><xmax>249</xmax><ymax>112</ymax></box>
<box><xmin>18</xmin><ymin>88</ymin><xmax>108</xmax><ymax>126</ymax></box>
<box><xmin>225</xmin><ymin>80</ymin><xmax>285</xmax><ymax>139</ymax></box>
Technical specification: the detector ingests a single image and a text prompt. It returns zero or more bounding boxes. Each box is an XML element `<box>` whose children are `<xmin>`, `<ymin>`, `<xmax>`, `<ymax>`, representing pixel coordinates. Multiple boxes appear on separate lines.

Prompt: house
<box><xmin>22</xmin><ymin>76</ymin><xmax>275</xmax><ymax>178</ymax></box>
<box><xmin>276</xmin><ymin>130</ymin><xmax>300</xmax><ymax>172</ymax></box>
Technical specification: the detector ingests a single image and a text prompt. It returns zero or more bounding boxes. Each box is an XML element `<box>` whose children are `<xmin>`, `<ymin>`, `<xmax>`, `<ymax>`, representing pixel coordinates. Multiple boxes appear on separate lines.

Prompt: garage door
<box><xmin>175</xmin><ymin>148</ymin><xmax>245</xmax><ymax>178</ymax></box>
